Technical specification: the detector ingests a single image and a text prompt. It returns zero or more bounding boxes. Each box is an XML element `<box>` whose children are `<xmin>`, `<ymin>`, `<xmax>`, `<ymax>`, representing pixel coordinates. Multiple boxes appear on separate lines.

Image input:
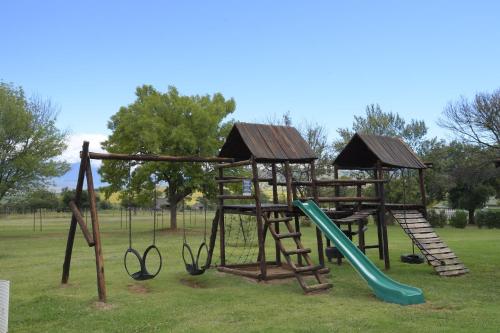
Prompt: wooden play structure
<box><xmin>61</xmin><ymin>123</ymin><xmax>466</xmax><ymax>303</ymax></box>
<box><xmin>210</xmin><ymin>123</ymin><xmax>332</xmax><ymax>293</ymax></box>
<box><xmin>327</xmin><ymin>133</ymin><xmax>468</xmax><ymax>276</ymax></box>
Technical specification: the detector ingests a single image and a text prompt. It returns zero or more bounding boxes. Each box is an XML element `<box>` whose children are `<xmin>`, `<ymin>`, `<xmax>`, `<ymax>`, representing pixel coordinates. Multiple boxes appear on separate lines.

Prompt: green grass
<box><xmin>1</xmin><ymin>211</ymin><xmax>500</xmax><ymax>332</ymax></box>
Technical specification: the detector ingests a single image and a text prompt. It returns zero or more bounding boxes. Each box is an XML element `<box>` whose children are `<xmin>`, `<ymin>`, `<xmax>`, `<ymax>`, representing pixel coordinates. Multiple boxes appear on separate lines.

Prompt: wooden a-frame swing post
<box><xmin>61</xmin><ymin>141</ymin><xmax>107</xmax><ymax>302</ymax></box>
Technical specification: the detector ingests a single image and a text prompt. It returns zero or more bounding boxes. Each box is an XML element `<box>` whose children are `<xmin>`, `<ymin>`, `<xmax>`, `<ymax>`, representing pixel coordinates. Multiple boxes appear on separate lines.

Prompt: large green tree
<box><xmin>426</xmin><ymin>142</ymin><xmax>498</xmax><ymax>224</ymax></box>
<box><xmin>0</xmin><ymin>82</ymin><xmax>69</xmax><ymax>200</ymax></box>
<box><xmin>100</xmin><ymin>85</ymin><xmax>235</xmax><ymax>229</ymax></box>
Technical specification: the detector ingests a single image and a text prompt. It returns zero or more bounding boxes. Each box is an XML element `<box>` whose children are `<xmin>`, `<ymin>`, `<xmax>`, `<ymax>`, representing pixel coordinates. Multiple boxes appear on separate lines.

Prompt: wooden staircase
<box><xmin>390</xmin><ymin>210</ymin><xmax>468</xmax><ymax>276</ymax></box>
<box><xmin>263</xmin><ymin>212</ymin><xmax>332</xmax><ymax>293</ymax></box>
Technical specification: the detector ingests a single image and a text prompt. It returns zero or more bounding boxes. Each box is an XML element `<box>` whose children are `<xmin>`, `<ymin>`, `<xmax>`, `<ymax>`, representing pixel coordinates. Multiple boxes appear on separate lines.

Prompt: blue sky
<box><xmin>2</xmin><ymin>1</ymin><xmax>500</xmax><ymax>160</ymax></box>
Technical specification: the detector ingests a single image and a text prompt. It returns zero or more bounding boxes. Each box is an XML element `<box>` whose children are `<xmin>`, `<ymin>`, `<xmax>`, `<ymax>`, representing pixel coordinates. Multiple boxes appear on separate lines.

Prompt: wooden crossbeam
<box><xmin>68</xmin><ymin>201</ymin><xmax>94</xmax><ymax>247</ymax></box>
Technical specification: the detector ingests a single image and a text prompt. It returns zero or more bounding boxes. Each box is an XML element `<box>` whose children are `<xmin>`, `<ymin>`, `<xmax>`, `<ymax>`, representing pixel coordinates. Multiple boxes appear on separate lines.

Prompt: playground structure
<box><xmin>327</xmin><ymin>133</ymin><xmax>468</xmax><ymax>276</ymax></box>
<box><xmin>60</xmin><ymin>122</ymin><xmax>465</xmax><ymax>304</ymax></box>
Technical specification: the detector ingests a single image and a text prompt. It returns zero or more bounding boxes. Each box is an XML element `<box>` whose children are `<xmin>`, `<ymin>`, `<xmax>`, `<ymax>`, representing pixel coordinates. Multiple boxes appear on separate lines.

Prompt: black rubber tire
<box><xmin>142</xmin><ymin>245</ymin><xmax>162</xmax><ymax>278</ymax></box>
<box><xmin>400</xmin><ymin>253</ymin><xmax>425</xmax><ymax>264</ymax></box>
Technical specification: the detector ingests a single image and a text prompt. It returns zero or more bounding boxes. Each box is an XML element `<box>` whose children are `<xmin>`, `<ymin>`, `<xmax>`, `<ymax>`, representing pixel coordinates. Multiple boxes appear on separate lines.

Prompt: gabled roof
<box><xmin>218</xmin><ymin>122</ymin><xmax>317</xmax><ymax>162</ymax></box>
<box><xmin>333</xmin><ymin>133</ymin><xmax>426</xmax><ymax>169</ymax></box>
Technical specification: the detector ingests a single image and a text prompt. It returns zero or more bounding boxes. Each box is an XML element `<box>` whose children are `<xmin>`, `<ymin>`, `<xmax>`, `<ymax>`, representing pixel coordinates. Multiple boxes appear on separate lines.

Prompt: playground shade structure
<box><xmin>294</xmin><ymin>200</ymin><xmax>425</xmax><ymax>305</ymax></box>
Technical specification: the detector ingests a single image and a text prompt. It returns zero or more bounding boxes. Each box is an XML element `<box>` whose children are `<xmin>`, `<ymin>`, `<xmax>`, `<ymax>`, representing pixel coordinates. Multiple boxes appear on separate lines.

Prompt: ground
<box><xmin>1</xmin><ymin>210</ymin><xmax>500</xmax><ymax>333</ymax></box>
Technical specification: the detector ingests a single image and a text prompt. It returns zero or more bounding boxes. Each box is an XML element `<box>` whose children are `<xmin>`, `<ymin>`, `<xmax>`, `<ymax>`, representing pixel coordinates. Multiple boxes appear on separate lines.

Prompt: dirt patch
<box><xmin>413</xmin><ymin>301</ymin><xmax>456</xmax><ymax>312</ymax></box>
<box><xmin>127</xmin><ymin>283</ymin><xmax>150</xmax><ymax>294</ymax></box>
<box><xmin>180</xmin><ymin>278</ymin><xmax>209</xmax><ymax>289</ymax></box>
<box><xmin>93</xmin><ymin>301</ymin><xmax>115</xmax><ymax>311</ymax></box>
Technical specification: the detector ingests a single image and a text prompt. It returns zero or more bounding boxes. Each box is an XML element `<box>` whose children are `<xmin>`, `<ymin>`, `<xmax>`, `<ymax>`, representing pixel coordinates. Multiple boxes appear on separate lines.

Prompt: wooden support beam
<box><xmin>218</xmin><ymin>167</ymin><xmax>226</xmax><ymax>266</ymax></box>
<box><xmin>252</xmin><ymin>158</ymin><xmax>266</xmax><ymax>280</ymax></box>
<box><xmin>271</xmin><ymin>164</ymin><xmax>281</xmax><ymax>266</ymax></box>
<box><xmin>215</xmin><ymin>159</ymin><xmax>252</xmax><ymax>169</ymax></box>
<box><xmin>216</xmin><ymin>194</ymin><xmax>255</xmax><ymax>200</ymax></box>
<box><xmin>418</xmin><ymin>169</ymin><xmax>428</xmax><ymax>218</ymax></box>
<box><xmin>87</xmin><ymin>151</ymin><xmax>233</xmax><ymax>163</ymax></box>
<box><xmin>377</xmin><ymin>161</ymin><xmax>390</xmax><ymax>270</ymax></box>
<box><xmin>61</xmin><ymin>141</ymin><xmax>89</xmax><ymax>284</ymax></box>
<box><xmin>86</xmin><ymin>160</ymin><xmax>107</xmax><ymax>302</ymax></box>
<box><xmin>68</xmin><ymin>201</ymin><xmax>94</xmax><ymax>247</ymax></box>
<box><xmin>206</xmin><ymin>210</ymin><xmax>219</xmax><ymax>267</ymax></box>
<box><xmin>311</xmin><ymin>161</ymin><xmax>325</xmax><ymax>267</ymax></box>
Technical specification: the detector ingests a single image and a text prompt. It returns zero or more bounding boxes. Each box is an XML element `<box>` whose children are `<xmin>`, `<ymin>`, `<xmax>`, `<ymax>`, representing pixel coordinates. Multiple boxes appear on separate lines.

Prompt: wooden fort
<box><xmin>330</xmin><ymin>133</ymin><xmax>468</xmax><ymax>276</ymax></box>
<box><xmin>210</xmin><ymin>122</ymin><xmax>332</xmax><ymax>293</ymax></box>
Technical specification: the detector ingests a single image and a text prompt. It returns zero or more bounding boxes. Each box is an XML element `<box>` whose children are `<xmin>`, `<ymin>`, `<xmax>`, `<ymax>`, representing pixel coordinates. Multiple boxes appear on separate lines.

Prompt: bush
<box><xmin>300</xmin><ymin>217</ymin><xmax>312</xmax><ymax>227</ymax></box>
<box><xmin>477</xmin><ymin>210</ymin><xmax>500</xmax><ymax>228</ymax></box>
<box><xmin>428</xmin><ymin>209</ymin><xmax>447</xmax><ymax>228</ymax></box>
<box><xmin>449</xmin><ymin>211</ymin><xmax>468</xmax><ymax>228</ymax></box>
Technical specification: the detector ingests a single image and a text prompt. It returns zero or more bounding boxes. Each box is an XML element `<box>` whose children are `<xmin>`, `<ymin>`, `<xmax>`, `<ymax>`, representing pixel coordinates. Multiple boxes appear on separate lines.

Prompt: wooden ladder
<box><xmin>263</xmin><ymin>212</ymin><xmax>332</xmax><ymax>293</ymax></box>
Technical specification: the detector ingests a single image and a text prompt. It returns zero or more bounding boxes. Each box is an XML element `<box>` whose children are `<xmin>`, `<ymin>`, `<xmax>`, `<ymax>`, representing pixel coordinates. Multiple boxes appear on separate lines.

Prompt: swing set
<box><xmin>60</xmin><ymin>141</ymin><xmax>233</xmax><ymax>302</ymax></box>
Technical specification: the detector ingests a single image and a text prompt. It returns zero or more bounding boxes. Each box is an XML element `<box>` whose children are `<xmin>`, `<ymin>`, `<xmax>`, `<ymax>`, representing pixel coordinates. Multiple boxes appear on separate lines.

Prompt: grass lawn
<box><xmin>1</xmin><ymin>210</ymin><xmax>500</xmax><ymax>332</ymax></box>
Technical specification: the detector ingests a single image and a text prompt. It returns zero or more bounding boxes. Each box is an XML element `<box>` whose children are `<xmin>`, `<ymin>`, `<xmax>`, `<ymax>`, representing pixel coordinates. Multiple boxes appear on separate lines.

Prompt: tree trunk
<box><xmin>468</xmin><ymin>209</ymin><xmax>475</xmax><ymax>225</ymax></box>
<box><xmin>170</xmin><ymin>203</ymin><xmax>177</xmax><ymax>230</ymax></box>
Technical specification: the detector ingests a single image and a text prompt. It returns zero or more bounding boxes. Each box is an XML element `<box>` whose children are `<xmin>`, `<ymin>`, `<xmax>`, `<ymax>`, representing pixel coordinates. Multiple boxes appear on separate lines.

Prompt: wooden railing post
<box><xmin>253</xmin><ymin>158</ymin><xmax>266</xmax><ymax>279</ymax></box>
<box><xmin>310</xmin><ymin>161</ymin><xmax>325</xmax><ymax>267</ymax></box>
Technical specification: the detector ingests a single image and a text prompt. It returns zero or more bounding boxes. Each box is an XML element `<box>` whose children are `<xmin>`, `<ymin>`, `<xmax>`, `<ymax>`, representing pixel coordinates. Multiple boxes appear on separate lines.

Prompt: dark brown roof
<box><xmin>333</xmin><ymin>133</ymin><xmax>426</xmax><ymax>169</ymax></box>
<box><xmin>219</xmin><ymin>122</ymin><xmax>317</xmax><ymax>162</ymax></box>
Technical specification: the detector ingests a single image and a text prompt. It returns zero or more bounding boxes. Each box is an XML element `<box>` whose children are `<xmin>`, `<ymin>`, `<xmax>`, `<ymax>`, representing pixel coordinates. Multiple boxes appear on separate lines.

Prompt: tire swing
<box><xmin>399</xmin><ymin>168</ymin><xmax>425</xmax><ymax>265</ymax></box>
<box><xmin>182</xmin><ymin>200</ymin><xmax>209</xmax><ymax>276</ymax></box>
<box><xmin>123</xmin><ymin>164</ymin><xmax>163</xmax><ymax>281</ymax></box>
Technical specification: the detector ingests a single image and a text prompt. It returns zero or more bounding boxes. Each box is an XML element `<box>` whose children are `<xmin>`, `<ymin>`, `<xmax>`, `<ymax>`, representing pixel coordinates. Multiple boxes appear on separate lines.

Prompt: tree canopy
<box><xmin>100</xmin><ymin>85</ymin><xmax>235</xmax><ymax>229</ymax></box>
<box><xmin>333</xmin><ymin>104</ymin><xmax>430</xmax><ymax>154</ymax></box>
<box><xmin>439</xmin><ymin>89</ymin><xmax>500</xmax><ymax>151</ymax></box>
<box><xmin>0</xmin><ymin>82</ymin><xmax>69</xmax><ymax>201</ymax></box>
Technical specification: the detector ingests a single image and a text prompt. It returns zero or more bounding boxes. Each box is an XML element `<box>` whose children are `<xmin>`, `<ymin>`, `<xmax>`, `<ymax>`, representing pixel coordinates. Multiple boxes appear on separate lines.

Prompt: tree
<box><xmin>100</xmin><ymin>85</ymin><xmax>235</xmax><ymax>229</ymax></box>
<box><xmin>439</xmin><ymin>89</ymin><xmax>500</xmax><ymax>151</ymax></box>
<box><xmin>333</xmin><ymin>104</ymin><xmax>429</xmax><ymax>154</ymax></box>
<box><xmin>26</xmin><ymin>188</ymin><xmax>59</xmax><ymax>211</ymax></box>
<box><xmin>0</xmin><ymin>82</ymin><xmax>69</xmax><ymax>200</ymax></box>
<box><xmin>428</xmin><ymin>142</ymin><xmax>498</xmax><ymax>224</ymax></box>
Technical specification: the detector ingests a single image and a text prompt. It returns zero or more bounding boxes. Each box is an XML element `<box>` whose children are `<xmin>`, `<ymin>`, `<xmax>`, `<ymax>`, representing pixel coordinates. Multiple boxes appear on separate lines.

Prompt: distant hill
<box><xmin>51</xmin><ymin>162</ymin><xmax>105</xmax><ymax>191</ymax></box>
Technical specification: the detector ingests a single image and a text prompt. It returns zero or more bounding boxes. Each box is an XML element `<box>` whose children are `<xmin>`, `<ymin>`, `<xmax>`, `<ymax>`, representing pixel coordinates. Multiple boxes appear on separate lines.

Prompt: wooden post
<box><xmin>206</xmin><ymin>210</ymin><xmax>219</xmax><ymax>267</ymax></box>
<box><xmin>310</xmin><ymin>161</ymin><xmax>325</xmax><ymax>267</ymax></box>
<box><xmin>61</xmin><ymin>141</ymin><xmax>89</xmax><ymax>284</ymax></box>
<box><xmin>418</xmin><ymin>169</ymin><xmax>428</xmax><ymax>218</ymax></box>
<box><xmin>252</xmin><ymin>158</ymin><xmax>266</xmax><ymax>280</ymax></box>
<box><xmin>271</xmin><ymin>163</ymin><xmax>281</xmax><ymax>266</ymax></box>
<box><xmin>218</xmin><ymin>167</ymin><xmax>226</xmax><ymax>266</ymax></box>
<box><xmin>373</xmin><ymin>168</ymin><xmax>383</xmax><ymax>260</ymax></box>
<box><xmin>86</xmin><ymin>160</ymin><xmax>106</xmax><ymax>302</ymax></box>
<box><xmin>291</xmin><ymin>183</ymin><xmax>303</xmax><ymax>266</ymax></box>
<box><xmin>377</xmin><ymin>161</ymin><xmax>390</xmax><ymax>270</ymax></box>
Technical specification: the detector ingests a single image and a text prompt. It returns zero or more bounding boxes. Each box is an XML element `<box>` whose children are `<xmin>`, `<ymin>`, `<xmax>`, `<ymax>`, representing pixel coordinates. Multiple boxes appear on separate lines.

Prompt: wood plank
<box><xmin>392</xmin><ymin>214</ymin><xmax>424</xmax><ymax>219</ymax></box>
<box><xmin>400</xmin><ymin>222</ymin><xmax>432</xmax><ymax>228</ymax></box>
<box><xmin>402</xmin><ymin>227</ymin><xmax>435</xmax><ymax>234</ymax></box>
<box><xmin>423</xmin><ymin>247</ymin><xmax>453</xmax><ymax>254</ymax></box>
<box><xmin>416</xmin><ymin>237</ymin><xmax>443</xmax><ymax>244</ymax></box>
<box><xmin>396</xmin><ymin>218</ymin><xmax>430</xmax><ymax>224</ymax></box>
<box><xmin>429</xmin><ymin>258</ymin><xmax>463</xmax><ymax>266</ymax></box>
<box><xmin>412</xmin><ymin>232</ymin><xmax>438</xmax><ymax>239</ymax></box>
<box><xmin>435</xmin><ymin>264</ymin><xmax>465</xmax><ymax>272</ymax></box>
<box><xmin>424</xmin><ymin>252</ymin><xmax>457</xmax><ymax>260</ymax></box>
<box><xmin>439</xmin><ymin>269</ymin><xmax>469</xmax><ymax>276</ymax></box>
<box><xmin>420</xmin><ymin>242</ymin><xmax>449</xmax><ymax>250</ymax></box>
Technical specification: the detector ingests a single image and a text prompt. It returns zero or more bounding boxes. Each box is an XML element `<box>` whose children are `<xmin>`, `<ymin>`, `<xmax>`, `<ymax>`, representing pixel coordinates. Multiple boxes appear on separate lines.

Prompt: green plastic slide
<box><xmin>294</xmin><ymin>200</ymin><xmax>425</xmax><ymax>305</ymax></box>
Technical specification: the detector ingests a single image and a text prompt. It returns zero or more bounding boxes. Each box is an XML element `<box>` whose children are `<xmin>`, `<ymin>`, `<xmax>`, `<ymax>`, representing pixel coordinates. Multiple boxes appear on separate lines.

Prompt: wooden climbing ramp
<box><xmin>390</xmin><ymin>210</ymin><xmax>468</xmax><ymax>277</ymax></box>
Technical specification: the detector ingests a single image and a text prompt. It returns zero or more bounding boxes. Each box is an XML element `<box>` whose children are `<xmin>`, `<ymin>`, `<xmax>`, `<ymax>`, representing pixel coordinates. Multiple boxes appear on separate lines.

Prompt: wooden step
<box><xmin>284</xmin><ymin>248</ymin><xmax>312</xmax><ymax>255</ymax></box>
<box><xmin>295</xmin><ymin>265</ymin><xmax>322</xmax><ymax>273</ymax></box>
<box><xmin>276</xmin><ymin>232</ymin><xmax>301</xmax><ymax>239</ymax></box>
<box><xmin>266</xmin><ymin>216</ymin><xmax>293</xmax><ymax>223</ymax></box>
<box><xmin>439</xmin><ymin>268</ymin><xmax>469</xmax><ymax>276</ymax></box>
<box><xmin>304</xmin><ymin>283</ymin><xmax>333</xmax><ymax>293</ymax></box>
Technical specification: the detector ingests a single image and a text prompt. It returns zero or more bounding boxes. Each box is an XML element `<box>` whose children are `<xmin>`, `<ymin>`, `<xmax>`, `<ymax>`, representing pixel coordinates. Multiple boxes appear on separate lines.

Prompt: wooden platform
<box><xmin>217</xmin><ymin>262</ymin><xmax>330</xmax><ymax>281</ymax></box>
<box><xmin>223</xmin><ymin>203</ymin><xmax>289</xmax><ymax>214</ymax></box>
<box><xmin>390</xmin><ymin>210</ymin><xmax>469</xmax><ymax>277</ymax></box>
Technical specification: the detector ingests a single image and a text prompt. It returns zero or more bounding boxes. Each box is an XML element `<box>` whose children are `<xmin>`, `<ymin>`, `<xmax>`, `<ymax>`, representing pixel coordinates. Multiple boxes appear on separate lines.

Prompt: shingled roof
<box><xmin>333</xmin><ymin>133</ymin><xmax>426</xmax><ymax>169</ymax></box>
<box><xmin>218</xmin><ymin>122</ymin><xmax>317</xmax><ymax>162</ymax></box>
